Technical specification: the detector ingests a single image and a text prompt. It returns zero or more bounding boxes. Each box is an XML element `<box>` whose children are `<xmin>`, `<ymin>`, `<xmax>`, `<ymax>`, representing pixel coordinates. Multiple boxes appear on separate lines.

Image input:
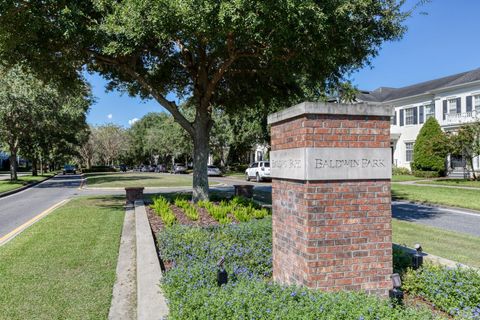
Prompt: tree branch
<box><xmin>84</xmin><ymin>49</ymin><xmax>194</xmax><ymax>136</ymax></box>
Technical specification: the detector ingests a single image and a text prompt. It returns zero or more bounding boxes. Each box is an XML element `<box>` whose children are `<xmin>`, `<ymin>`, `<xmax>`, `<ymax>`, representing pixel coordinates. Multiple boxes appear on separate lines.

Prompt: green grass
<box><xmin>85</xmin><ymin>172</ymin><xmax>219</xmax><ymax>188</ymax></box>
<box><xmin>224</xmin><ymin>172</ymin><xmax>245</xmax><ymax>179</ymax></box>
<box><xmin>393</xmin><ymin>219</ymin><xmax>480</xmax><ymax>267</ymax></box>
<box><xmin>0</xmin><ymin>174</ymin><xmax>54</xmax><ymax>193</ymax></box>
<box><xmin>0</xmin><ymin>196</ymin><xmax>125</xmax><ymax>320</ymax></box>
<box><xmin>392</xmin><ymin>183</ymin><xmax>480</xmax><ymax>211</ymax></box>
<box><xmin>416</xmin><ymin>178</ymin><xmax>480</xmax><ymax>188</ymax></box>
<box><xmin>391</xmin><ymin>174</ymin><xmax>425</xmax><ymax>182</ymax></box>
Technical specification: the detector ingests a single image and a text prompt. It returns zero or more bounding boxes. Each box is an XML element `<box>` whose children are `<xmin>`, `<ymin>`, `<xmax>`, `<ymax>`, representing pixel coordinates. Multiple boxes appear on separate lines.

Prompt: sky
<box><xmin>85</xmin><ymin>0</ymin><xmax>480</xmax><ymax>127</ymax></box>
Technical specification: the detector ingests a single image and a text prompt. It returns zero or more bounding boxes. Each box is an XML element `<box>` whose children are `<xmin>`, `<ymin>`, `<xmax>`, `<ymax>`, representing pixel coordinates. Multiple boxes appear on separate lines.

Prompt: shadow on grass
<box><xmin>83</xmin><ymin>195</ymin><xmax>127</xmax><ymax>211</ymax></box>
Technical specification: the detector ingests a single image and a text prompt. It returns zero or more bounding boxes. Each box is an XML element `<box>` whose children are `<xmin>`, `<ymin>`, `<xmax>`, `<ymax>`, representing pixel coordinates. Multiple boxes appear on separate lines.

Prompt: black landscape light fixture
<box><xmin>412</xmin><ymin>243</ymin><xmax>423</xmax><ymax>270</ymax></box>
<box><xmin>217</xmin><ymin>256</ymin><xmax>228</xmax><ymax>287</ymax></box>
<box><xmin>389</xmin><ymin>273</ymin><xmax>404</xmax><ymax>305</ymax></box>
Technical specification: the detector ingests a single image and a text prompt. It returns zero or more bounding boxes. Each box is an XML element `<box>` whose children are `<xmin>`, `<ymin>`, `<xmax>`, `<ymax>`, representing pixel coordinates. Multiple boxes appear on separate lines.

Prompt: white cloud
<box><xmin>107</xmin><ymin>113</ymin><xmax>113</xmax><ymax>120</ymax></box>
<box><xmin>128</xmin><ymin>118</ymin><xmax>139</xmax><ymax>126</ymax></box>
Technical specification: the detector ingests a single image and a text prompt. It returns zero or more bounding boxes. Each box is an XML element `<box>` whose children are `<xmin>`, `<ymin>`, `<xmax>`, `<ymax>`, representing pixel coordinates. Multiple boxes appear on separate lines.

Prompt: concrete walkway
<box><xmin>108</xmin><ymin>200</ymin><xmax>168</xmax><ymax>320</ymax></box>
<box><xmin>395</xmin><ymin>178</ymin><xmax>480</xmax><ymax>190</ymax></box>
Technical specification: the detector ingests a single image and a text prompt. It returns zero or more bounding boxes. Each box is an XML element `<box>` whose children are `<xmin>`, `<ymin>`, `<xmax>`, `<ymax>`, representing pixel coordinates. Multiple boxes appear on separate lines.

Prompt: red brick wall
<box><xmin>271</xmin><ymin>114</ymin><xmax>392</xmax><ymax>296</ymax></box>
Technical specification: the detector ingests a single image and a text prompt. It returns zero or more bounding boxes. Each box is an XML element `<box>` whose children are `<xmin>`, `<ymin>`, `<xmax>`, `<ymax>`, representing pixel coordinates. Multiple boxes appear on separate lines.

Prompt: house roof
<box><xmin>358</xmin><ymin>68</ymin><xmax>480</xmax><ymax>103</ymax></box>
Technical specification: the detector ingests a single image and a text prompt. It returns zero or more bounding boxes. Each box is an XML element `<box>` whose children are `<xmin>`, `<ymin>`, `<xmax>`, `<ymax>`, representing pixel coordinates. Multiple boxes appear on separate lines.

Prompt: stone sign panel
<box><xmin>271</xmin><ymin>147</ymin><xmax>391</xmax><ymax>180</ymax></box>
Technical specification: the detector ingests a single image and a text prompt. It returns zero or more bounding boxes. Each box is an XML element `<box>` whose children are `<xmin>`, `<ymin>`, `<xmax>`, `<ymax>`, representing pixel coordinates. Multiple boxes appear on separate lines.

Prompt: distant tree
<box><xmin>411</xmin><ymin>117</ymin><xmax>449</xmax><ymax>176</ymax></box>
<box><xmin>450</xmin><ymin>121</ymin><xmax>480</xmax><ymax>180</ymax></box>
<box><xmin>0</xmin><ymin>0</ymin><xmax>409</xmax><ymax>201</ymax></box>
<box><xmin>96</xmin><ymin>124</ymin><xmax>128</xmax><ymax>166</ymax></box>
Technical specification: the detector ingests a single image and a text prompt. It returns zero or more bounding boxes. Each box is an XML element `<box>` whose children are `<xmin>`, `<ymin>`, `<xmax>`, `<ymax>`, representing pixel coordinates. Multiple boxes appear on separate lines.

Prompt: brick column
<box><xmin>268</xmin><ymin>102</ymin><xmax>393</xmax><ymax>296</ymax></box>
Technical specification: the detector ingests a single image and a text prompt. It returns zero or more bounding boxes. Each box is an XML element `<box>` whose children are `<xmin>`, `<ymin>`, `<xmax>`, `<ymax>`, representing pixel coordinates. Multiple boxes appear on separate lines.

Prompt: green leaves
<box><xmin>412</xmin><ymin>117</ymin><xmax>449</xmax><ymax>175</ymax></box>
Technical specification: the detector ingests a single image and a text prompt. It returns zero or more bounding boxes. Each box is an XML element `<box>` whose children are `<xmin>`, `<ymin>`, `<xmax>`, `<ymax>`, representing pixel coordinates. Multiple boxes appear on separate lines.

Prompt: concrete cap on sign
<box><xmin>267</xmin><ymin>102</ymin><xmax>394</xmax><ymax>125</ymax></box>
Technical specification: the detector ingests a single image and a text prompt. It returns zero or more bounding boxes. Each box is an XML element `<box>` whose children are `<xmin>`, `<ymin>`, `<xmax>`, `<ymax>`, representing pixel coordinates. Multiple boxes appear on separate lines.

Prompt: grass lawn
<box><xmin>391</xmin><ymin>174</ymin><xmax>425</xmax><ymax>182</ymax></box>
<box><xmin>0</xmin><ymin>196</ymin><xmax>124</xmax><ymax>320</ymax></box>
<box><xmin>85</xmin><ymin>172</ymin><xmax>220</xmax><ymax>188</ymax></box>
<box><xmin>393</xmin><ymin>218</ymin><xmax>480</xmax><ymax>267</ymax></box>
<box><xmin>224</xmin><ymin>172</ymin><xmax>245</xmax><ymax>179</ymax></box>
<box><xmin>416</xmin><ymin>178</ymin><xmax>480</xmax><ymax>188</ymax></box>
<box><xmin>0</xmin><ymin>174</ymin><xmax>55</xmax><ymax>194</ymax></box>
<box><xmin>392</xmin><ymin>183</ymin><xmax>480</xmax><ymax>211</ymax></box>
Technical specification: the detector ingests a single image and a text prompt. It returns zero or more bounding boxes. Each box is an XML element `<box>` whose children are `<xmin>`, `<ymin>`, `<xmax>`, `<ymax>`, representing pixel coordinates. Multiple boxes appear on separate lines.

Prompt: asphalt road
<box><xmin>392</xmin><ymin>200</ymin><xmax>480</xmax><ymax>237</ymax></box>
<box><xmin>2</xmin><ymin>173</ymin><xmax>479</xmax><ymax>240</ymax></box>
<box><xmin>0</xmin><ymin>175</ymin><xmax>83</xmax><ymax>238</ymax></box>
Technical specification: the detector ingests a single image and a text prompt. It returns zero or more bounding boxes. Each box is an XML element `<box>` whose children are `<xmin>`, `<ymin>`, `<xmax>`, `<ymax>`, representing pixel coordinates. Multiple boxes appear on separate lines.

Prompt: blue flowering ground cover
<box><xmin>158</xmin><ymin>218</ymin><xmax>441</xmax><ymax>319</ymax></box>
<box><xmin>403</xmin><ymin>264</ymin><xmax>480</xmax><ymax>319</ymax></box>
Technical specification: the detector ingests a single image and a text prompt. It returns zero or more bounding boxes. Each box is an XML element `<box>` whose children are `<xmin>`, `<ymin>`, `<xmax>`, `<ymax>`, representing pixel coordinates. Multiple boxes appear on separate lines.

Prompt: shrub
<box><xmin>412</xmin><ymin>170</ymin><xmax>440</xmax><ymax>178</ymax></box>
<box><xmin>81</xmin><ymin>165</ymin><xmax>117</xmax><ymax>173</ymax></box>
<box><xmin>198</xmin><ymin>200</ymin><xmax>231</xmax><ymax>224</ymax></box>
<box><xmin>403</xmin><ymin>264</ymin><xmax>480</xmax><ymax>318</ymax></box>
<box><xmin>151</xmin><ymin>196</ymin><xmax>176</xmax><ymax>226</ymax></box>
<box><xmin>158</xmin><ymin>220</ymin><xmax>439</xmax><ymax>320</ymax></box>
<box><xmin>174</xmin><ymin>197</ymin><xmax>199</xmax><ymax>221</ymax></box>
<box><xmin>393</xmin><ymin>166</ymin><xmax>411</xmax><ymax>176</ymax></box>
<box><xmin>411</xmin><ymin>117</ymin><xmax>448</xmax><ymax>176</ymax></box>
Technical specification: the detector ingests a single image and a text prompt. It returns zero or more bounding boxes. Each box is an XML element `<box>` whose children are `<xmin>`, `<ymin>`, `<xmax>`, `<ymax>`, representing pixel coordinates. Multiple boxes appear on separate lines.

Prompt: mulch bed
<box><xmin>146</xmin><ymin>202</ymin><xmax>239</xmax><ymax>235</ymax></box>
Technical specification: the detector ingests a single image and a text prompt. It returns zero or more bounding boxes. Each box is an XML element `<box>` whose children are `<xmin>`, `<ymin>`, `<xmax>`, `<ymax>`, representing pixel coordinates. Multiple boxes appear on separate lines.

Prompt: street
<box><xmin>0</xmin><ymin>175</ymin><xmax>82</xmax><ymax>238</ymax></box>
<box><xmin>1</xmin><ymin>175</ymin><xmax>480</xmax><ymax>240</ymax></box>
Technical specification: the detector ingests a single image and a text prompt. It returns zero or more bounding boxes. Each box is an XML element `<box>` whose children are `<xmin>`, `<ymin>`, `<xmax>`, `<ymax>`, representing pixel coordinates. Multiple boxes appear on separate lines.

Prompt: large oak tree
<box><xmin>0</xmin><ymin>0</ymin><xmax>408</xmax><ymax>200</ymax></box>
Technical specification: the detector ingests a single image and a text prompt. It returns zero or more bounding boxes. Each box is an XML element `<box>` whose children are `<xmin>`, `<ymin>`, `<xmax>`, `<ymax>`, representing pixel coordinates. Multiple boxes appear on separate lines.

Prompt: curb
<box><xmin>109</xmin><ymin>204</ymin><xmax>137</xmax><ymax>320</ymax></box>
<box><xmin>394</xmin><ymin>243</ymin><xmax>479</xmax><ymax>272</ymax></box>
<box><xmin>135</xmin><ymin>200</ymin><xmax>169</xmax><ymax>319</ymax></box>
<box><xmin>0</xmin><ymin>174</ymin><xmax>56</xmax><ymax>198</ymax></box>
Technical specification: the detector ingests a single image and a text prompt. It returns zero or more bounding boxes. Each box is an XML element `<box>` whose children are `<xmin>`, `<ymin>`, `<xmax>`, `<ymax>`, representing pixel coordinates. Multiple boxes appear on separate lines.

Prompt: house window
<box><xmin>475</xmin><ymin>95</ymin><xmax>480</xmax><ymax>112</ymax></box>
<box><xmin>424</xmin><ymin>104</ymin><xmax>435</xmax><ymax>120</ymax></box>
<box><xmin>405</xmin><ymin>142</ymin><xmax>414</xmax><ymax>162</ymax></box>
<box><xmin>448</xmin><ymin>99</ymin><xmax>458</xmax><ymax>113</ymax></box>
<box><xmin>405</xmin><ymin>108</ymin><xmax>415</xmax><ymax>125</ymax></box>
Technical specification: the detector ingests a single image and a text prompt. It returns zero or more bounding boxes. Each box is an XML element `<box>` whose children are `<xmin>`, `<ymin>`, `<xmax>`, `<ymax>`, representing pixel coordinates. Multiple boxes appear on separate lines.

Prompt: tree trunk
<box><xmin>191</xmin><ymin>115</ymin><xmax>211</xmax><ymax>202</ymax></box>
<box><xmin>32</xmin><ymin>158</ymin><xmax>38</xmax><ymax>176</ymax></box>
<box><xmin>9</xmin><ymin>154</ymin><xmax>18</xmax><ymax>181</ymax></box>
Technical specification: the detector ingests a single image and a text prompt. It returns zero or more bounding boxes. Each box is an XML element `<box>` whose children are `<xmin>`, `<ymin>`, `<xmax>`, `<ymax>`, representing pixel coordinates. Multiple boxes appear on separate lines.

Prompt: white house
<box><xmin>357</xmin><ymin>68</ymin><xmax>480</xmax><ymax>175</ymax></box>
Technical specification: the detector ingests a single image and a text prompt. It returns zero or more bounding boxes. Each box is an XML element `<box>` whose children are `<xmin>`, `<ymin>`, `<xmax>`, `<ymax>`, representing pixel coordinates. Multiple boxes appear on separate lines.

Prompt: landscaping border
<box><xmin>135</xmin><ymin>200</ymin><xmax>169</xmax><ymax>319</ymax></box>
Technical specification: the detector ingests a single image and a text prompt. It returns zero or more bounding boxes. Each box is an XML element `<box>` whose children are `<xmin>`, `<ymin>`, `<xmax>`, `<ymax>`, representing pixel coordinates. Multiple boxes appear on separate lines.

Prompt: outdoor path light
<box><xmin>412</xmin><ymin>243</ymin><xmax>423</xmax><ymax>270</ymax></box>
<box><xmin>389</xmin><ymin>273</ymin><xmax>404</xmax><ymax>305</ymax></box>
<box><xmin>217</xmin><ymin>256</ymin><xmax>228</xmax><ymax>286</ymax></box>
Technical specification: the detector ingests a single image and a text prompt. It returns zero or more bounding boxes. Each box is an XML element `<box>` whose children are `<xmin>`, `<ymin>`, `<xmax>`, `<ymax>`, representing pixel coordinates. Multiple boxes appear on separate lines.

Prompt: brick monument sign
<box><xmin>268</xmin><ymin>102</ymin><xmax>393</xmax><ymax>296</ymax></box>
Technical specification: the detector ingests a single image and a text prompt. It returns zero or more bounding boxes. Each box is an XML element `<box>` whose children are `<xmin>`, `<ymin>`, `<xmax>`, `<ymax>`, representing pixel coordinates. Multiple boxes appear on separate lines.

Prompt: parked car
<box><xmin>63</xmin><ymin>164</ymin><xmax>76</xmax><ymax>175</ymax></box>
<box><xmin>207</xmin><ymin>165</ymin><xmax>222</xmax><ymax>176</ymax></box>
<box><xmin>171</xmin><ymin>163</ymin><xmax>187</xmax><ymax>174</ymax></box>
<box><xmin>245</xmin><ymin>161</ymin><xmax>271</xmax><ymax>182</ymax></box>
<box><xmin>155</xmin><ymin>164</ymin><xmax>167</xmax><ymax>173</ymax></box>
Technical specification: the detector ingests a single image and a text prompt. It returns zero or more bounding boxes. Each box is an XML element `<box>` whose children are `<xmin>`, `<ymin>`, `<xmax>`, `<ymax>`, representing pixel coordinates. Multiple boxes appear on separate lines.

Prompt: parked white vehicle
<box><xmin>245</xmin><ymin>161</ymin><xmax>271</xmax><ymax>182</ymax></box>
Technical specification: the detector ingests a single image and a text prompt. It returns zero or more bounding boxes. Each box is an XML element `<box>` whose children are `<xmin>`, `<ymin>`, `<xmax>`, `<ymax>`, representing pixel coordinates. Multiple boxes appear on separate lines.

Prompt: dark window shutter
<box><xmin>466</xmin><ymin>96</ymin><xmax>473</xmax><ymax>112</ymax></box>
<box><xmin>400</xmin><ymin>109</ymin><xmax>404</xmax><ymax>126</ymax></box>
<box><xmin>392</xmin><ymin>111</ymin><xmax>397</xmax><ymax>125</ymax></box>
<box><xmin>456</xmin><ymin>97</ymin><xmax>462</xmax><ymax>114</ymax></box>
<box><xmin>443</xmin><ymin>100</ymin><xmax>448</xmax><ymax>119</ymax></box>
<box><xmin>413</xmin><ymin>107</ymin><xmax>418</xmax><ymax>124</ymax></box>
<box><xmin>419</xmin><ymin>106</ymin><xmax>424</xmax><ymax>124</ymax></box>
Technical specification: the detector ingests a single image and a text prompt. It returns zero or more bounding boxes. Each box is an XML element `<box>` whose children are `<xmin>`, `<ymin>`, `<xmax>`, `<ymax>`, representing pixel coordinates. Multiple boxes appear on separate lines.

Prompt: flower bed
<box><xmin>150</xmin><ymin>195</ymin><xmax>269</xmax><ymax>228</ymax></box>
<box><xmin>157</xmin><ymin>218</ymin><xmax>440</xmax><ymax>319</ymax></box>
<box><xmin>403</xmin><ymin>264</ymin><xmax>480</xmax><ymax>319</ymax></box>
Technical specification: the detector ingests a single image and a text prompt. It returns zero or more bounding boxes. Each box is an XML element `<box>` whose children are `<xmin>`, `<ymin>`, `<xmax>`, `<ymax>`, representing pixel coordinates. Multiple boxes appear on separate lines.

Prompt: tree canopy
<box><xmin>450</xmin><ymin>121</ymin><xmax>480</xmax><ymax>180</ymax></box>
<box><xmin>0</xmin><ymin>64</ymin><xmax>91</xmax><ymax>180</ymax></box>
<box><xmin>0</xmin><ymin>0</ymin><xmax>409</xmax><ymax>200</ymax></box>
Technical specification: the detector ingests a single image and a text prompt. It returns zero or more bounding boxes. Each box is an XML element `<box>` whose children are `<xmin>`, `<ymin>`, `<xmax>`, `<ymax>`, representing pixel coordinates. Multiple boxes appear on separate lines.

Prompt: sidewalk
<box><xmin>109</xmin><ymin>200</ymin><xmax>168</xmax><ymax>320</ymax></box>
